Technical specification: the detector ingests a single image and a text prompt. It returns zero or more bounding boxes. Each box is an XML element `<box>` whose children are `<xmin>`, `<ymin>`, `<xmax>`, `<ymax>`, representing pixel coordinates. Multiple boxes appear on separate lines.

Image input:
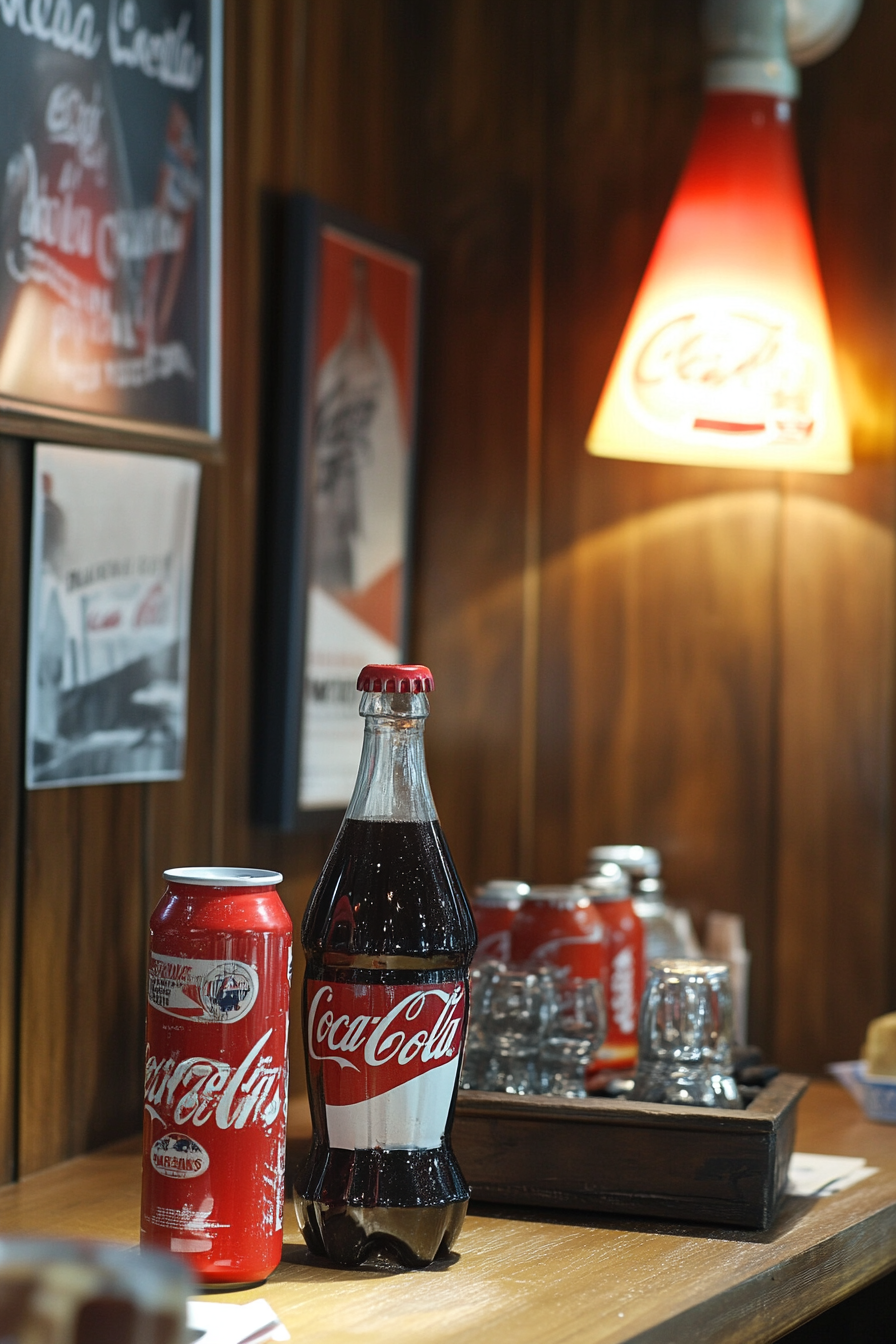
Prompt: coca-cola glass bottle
<box><xmin>295</xmin><ymin>664</ymin><xmax>477</xmax><ymax>1268</ymax></box>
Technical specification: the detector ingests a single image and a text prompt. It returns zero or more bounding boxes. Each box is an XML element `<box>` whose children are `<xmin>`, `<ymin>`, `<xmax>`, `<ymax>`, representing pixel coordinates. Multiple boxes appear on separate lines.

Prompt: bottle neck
<box><xmin>345</xmin><ymin>690</ymin><xmax>437</xmax><ymax>823</ymax></box>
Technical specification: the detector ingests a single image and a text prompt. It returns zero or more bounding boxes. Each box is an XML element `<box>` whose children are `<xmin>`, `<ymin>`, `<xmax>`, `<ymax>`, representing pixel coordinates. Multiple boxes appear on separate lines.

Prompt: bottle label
<box><xmin>306</xmin><ymin>978</ymin><xmax>466</xmax><ymax>1151</ymax></box>
<box><xmin>147</xmin><ymin>953</ymin><xmax>259</xmax><ymax>1024</ymax></box>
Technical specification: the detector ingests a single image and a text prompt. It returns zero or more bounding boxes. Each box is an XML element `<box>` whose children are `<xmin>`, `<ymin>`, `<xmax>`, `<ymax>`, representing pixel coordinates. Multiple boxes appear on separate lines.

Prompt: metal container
<box><xmin>141</xmin><ymin>866</ymin><xmax>292</xmax><ymax>1287</ymax></box>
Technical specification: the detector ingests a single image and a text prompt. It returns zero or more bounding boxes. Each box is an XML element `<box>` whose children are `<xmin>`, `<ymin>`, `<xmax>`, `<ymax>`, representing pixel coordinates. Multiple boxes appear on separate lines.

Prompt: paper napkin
<box><xmin>187</xmin><ymin>1298</ymin><xmax>289</xmax><ymax>1344</ymax></box>
<box><xmin>786</xmin><ymin>1151</ymin><xmax>877</xmax><ymax>1198</ymax></box>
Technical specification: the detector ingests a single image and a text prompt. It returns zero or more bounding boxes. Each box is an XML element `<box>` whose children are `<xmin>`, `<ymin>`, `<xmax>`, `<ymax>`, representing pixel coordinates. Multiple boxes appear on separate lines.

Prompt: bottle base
<box><xmin>296</xmin><ymin>1197</ymin><xmax>468</xmax><ymax>1269</ymax></box>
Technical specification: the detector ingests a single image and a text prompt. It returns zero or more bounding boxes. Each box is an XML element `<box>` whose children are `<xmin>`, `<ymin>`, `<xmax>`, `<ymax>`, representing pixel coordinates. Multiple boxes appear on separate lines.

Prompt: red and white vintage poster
<box><xmin>299</xmin><ymin>227</ymin><xmax>420</xmax><ymax>809</ymax></box>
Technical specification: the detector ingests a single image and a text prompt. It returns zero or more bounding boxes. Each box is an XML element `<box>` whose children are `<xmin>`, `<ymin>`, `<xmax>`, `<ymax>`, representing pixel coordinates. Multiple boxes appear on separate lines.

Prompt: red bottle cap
<box><xmin>357</xmin><ymin>664</ymin><xmax>434</xmax><ymax>693</ymax></box>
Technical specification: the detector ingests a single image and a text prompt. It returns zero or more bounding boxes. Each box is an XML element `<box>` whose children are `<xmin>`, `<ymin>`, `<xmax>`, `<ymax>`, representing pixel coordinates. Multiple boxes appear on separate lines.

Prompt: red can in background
<box><xmin>472</xmin><ymin>880</ymin><xmax>529</xmax><ymax>964</ymax></box>
<box><xmin>141</xmin><ymin>867</ymin><xmax>292</xmax><ymax>1287</ymax></box>
<box><xmin>583</xmin><ymin>865</ymin><xmax>645</xmax><ymax>1076</ymax></box>
<box><xmin>509</xmin><ymin>884</ymin><xmax>603</xmax><ymax>979</ymax></box>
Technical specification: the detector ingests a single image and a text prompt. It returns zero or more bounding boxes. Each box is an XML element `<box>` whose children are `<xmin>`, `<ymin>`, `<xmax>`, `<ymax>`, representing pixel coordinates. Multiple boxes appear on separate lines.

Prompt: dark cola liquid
<box><xmin>297</xmin><ymin>818</ymin><xmax>477</xmax><ymax>1268</ymax></box>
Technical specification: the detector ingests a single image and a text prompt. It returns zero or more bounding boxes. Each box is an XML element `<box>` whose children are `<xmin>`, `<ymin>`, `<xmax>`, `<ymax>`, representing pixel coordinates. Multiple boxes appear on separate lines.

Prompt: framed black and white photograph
<box><xmin>26</xmin><ymin>441</ymin><xmax>201</xmax><ymax>788</ymax></box>
<box><xmin>254</xmin><ymin>194</ymin><xmax>422</xmax><ymax>830</ymax></box>
<box><xmin>0</xmin><ymin>0</ymin><xmax>222</xmax><ymax>439</ymax></box>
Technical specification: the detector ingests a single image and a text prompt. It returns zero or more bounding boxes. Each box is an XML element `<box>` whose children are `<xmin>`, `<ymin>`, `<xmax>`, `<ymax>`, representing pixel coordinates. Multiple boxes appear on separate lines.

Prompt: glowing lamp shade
<box><xmin>587</xmin><ymin>91</ymin><xmax>851</xmax><ymax>472</ymax></box>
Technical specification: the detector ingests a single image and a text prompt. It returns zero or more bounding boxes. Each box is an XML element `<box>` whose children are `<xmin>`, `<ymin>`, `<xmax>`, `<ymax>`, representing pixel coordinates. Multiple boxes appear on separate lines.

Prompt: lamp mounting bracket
<box><xmin>703</xmin><ymin>0</ymin><xmax>862</xmax><ymax>97</ymax></box>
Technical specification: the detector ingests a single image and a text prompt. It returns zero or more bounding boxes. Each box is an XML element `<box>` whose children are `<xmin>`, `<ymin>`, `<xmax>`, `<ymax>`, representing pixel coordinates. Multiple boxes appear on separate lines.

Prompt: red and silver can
<box><xmin>141</xmin><ymin>867</ymin><xmax>292</xmax><ymax>1287</ymax></box>
<box><xmin>583</xmin><ymin>863</ymin><xmax>645</xmax><ymax>1076</ymax></box>
<box><xmin>509</xmin><ymin>884</ymin><xmax>603</xmax><ymax>978</ymax></box>
<box><xmin>472</xmin><ymin>880</ymin><xmax>529</xmax><ymax>964</ymax></box>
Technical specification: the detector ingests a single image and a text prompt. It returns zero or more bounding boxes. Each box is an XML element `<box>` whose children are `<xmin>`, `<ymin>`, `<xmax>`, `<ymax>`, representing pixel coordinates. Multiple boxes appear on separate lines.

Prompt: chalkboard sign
<box><xmin>0</xmin><ymin>0</ymin><xmax>221</xmax><ymax>436</ymax></box>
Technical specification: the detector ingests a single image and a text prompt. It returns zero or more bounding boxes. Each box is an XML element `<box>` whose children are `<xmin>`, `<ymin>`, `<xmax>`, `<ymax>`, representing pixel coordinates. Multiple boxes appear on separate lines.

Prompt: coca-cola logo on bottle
<box><xmin>307</xmin><ymin>980</ymin><xmax>466</xmax><ymax>1106</ymax></box>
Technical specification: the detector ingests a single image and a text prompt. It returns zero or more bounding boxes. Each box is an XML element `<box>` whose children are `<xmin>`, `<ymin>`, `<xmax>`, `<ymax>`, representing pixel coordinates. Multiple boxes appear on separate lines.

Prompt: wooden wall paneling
<box><xmin>18</xmin><ymin>785</ymin><xmax>144</xmax><ymax>1175</ymax></box>
<box><xmin>535</xmin><ymin>1</ymin><xmax>783</xmax><ymax>1048</ymax></box>
<box><xmin>403</xmin><ymin>0</ymin><xmax>536</xmax><ymax>887</ymax></box>
<box><xmin>16</xmin><ymin>449</ymin><xmax>214</xmax><ymax>1171</ymax></box>
<box><xmin>143</xmin><ymin>464</ymin><xmax>219</xmax><ymax>908</ymax></box>
<box><xmin>16</xmin><ymin>788</ymin><xmax>76</xmax><ymax>1175</ymax></box>
<box><xmin>216</xmin><ymin>0</ymin><xmax>334</xmax><ymax>883</ymax></box>
<box><xmin>774</xmin><ymin>494</ymin><xmax>894</xmax><ymax>1072</ymax></box>
<box><xmin>543</xmin><ymin>495</ymin><xmax>781</xmax><ymax>1050</ymax></box>
<box><xmin>0</xmin><ymin>438</ymin><xmax>25</xmax><ymax>1183</ymax></box>
<box><xmin>797</xmin><ymin>0</ymin><xmax>896</xmax><ymax>480</ymax></box>
<box><xmin>215</xmin><ymin>0</ymin><xmax>279</xmax><ymax>874</ymax></box>
<box><xmin>298</xmin><ymin>0</ymin><xmax>410</xmax><ymax>228</ymax></box>
<box><xmin>772</xmin><ymin>0</ymin><xmax>896</xmax><ymax>1073</ymax></box>
<box><xmin>537</xmin><ymin>0</ymin><xmax>702</xmax><ymax>891</ymax></box>
<box><xmin>68</xmin><ymin>788</ymin><xmax>145</xmax><ymax>1155</ymax></box>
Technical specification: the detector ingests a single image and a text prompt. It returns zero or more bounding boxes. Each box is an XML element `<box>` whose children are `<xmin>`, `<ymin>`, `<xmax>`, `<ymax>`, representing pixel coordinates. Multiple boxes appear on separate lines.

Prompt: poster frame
<box><xmin>0</xmin><ymin>0</ymin><xmax>223</xmax><ymax>447</ymax></box>
<box><xmin>25</xmin><ymin>441</ymin><xmax>201</xmax><ymax>790</ymax></box>
<box><xmin>252</xmin><ymin>192</ymin><xmax>423</xmax><ymax>831</ymax></box>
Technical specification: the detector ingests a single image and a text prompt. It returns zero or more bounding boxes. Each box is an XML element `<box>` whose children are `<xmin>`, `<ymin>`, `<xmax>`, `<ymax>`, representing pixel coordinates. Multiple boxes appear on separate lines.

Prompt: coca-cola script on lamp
<box><xmin>587</xmin><ymin>0</ymin><xmax>861</xmax><ymax>474</ymax></box>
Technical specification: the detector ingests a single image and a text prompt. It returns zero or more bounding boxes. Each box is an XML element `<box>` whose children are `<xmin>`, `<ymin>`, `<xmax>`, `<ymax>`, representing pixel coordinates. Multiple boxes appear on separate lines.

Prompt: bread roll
<box><xmin>863</xmin><ymin>1011</ymin><xmax>896</xmax><ymax>1077</ymax></box>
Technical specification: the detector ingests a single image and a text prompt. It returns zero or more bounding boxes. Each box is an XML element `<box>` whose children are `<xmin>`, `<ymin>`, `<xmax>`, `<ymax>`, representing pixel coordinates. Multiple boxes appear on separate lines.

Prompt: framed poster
<box><xmin>26</xmin><ymin>442</ymin><xmax>200</xmax><ymax>788</ymax></box>
<box><xmin>253</xmin><ymin>194</ymin><xmax>422</xmax><ymax>830</ymax></box>
<box><xmin>0</xmin><ymin>0</ymin><xmax>222</xmax><ymax>438</ymax></box>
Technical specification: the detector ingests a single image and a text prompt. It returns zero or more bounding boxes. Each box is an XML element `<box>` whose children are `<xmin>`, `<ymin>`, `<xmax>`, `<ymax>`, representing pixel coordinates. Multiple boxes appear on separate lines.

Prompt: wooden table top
<box><xmin>1</xmin><ymin>1081</ymin><xmax>895</xmax><ymax>1344</ymax></box>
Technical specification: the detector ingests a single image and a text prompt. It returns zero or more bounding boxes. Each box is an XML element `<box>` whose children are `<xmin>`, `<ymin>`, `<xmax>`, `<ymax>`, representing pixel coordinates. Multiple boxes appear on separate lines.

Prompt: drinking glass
<box><xmin>482</xmin><ymin>970</ymin><xmax>550</xmax><ymax>1094</ymax></box>
<box><xmin>460</xmin><ymin>960</ymin><xmax>501</xmax><ymax>1090</ymax></box>
<box><xmin>631</xmin><ymin>959</ymin><xmax>743</xmax><ymax>1109</ymax></box>
<box><xmin>539</xmin><ymin>977</ymin><xmax>607</xmax><ymax>1097</ymax></box>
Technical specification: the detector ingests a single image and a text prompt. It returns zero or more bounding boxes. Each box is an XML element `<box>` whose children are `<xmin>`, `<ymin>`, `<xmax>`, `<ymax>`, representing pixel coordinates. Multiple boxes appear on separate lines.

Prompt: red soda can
<box><xmin>583</xmin><ymin>864</ymin><xmax>645</xmax><ymax>1076</ymax></box>
<box><xmin>472</xmin><ymin>881</ymin><xmax>529</xmax><ymax>964</ymax></box>
<box><xmin>509</xmin><ymin>884</ymin><xmax>603</xmax><ymax>978</ymax></box>
<box><xmin>141</xmin><ymin>867</ymin><xmax>292</xmax><ymax>1287</ymax></box>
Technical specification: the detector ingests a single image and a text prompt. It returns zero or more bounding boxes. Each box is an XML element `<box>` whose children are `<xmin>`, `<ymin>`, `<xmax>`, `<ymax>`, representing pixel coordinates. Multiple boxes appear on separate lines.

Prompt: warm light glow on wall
<box><xmin>587</xmin><ymin>3</ymin><xmax>854</xmax><ymax>474</ymax></box>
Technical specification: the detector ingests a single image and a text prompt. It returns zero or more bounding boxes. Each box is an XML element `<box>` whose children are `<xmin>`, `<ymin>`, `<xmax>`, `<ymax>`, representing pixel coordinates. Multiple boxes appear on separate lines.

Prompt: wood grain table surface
<box><xmin>1</xmin><ymin>1081</ymin><xmax>894</xmax><ymax>1344</ymax></box>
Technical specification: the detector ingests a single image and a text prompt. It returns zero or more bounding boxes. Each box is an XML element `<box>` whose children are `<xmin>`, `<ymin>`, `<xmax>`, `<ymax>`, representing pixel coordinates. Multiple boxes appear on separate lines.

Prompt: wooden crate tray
<box><xmin>452</xmin><ymin>1072</ymin><xmax>808</xmax><ymax>1231</ymax></box>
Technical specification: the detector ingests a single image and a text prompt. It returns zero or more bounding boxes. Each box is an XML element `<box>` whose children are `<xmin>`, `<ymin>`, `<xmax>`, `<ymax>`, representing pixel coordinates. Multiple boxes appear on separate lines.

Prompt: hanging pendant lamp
<box><xmin>586</xmin><ymin>0</ymin><xmax>861</xmax><ymax>473</ymax></box>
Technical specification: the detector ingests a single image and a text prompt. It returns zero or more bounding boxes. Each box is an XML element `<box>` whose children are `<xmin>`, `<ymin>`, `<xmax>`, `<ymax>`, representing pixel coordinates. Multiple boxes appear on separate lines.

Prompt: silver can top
<box><xmin>527</xmin><ymin>883</ymin><xmax>591</xmax><ymax>905</ymax></box>
<box><xmin>164</xmin><ymin>866</ymin><xmax>283</xmax><ymax>887</ymax></box>
<box><xmin>474</xmin><ymin>880</ymin><xmax>531</xmax><ymax>904</ymax></box>
<box><xmin>635</xmin><ymin>876</ymin><xmax>666</xmax><ymax>899</ymax></box>
<box><xmin>580</xmin><ymin>861</ymin><xmax>632</xmax><ymax>901</ymax></box>
<box><xmin>587</xmin><ymin>844</ymin><xmax>661</xmax><ymax>878</ymax></box>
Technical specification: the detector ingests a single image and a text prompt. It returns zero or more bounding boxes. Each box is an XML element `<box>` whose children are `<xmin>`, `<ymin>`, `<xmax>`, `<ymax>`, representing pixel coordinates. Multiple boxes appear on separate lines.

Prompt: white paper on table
<box><xmin>187</xmin><ymin>1298</ymin><xmax>289</xmax><ymax>1343</ymax></box>
<box><xmin>817</xmin><ymin>1165</ymin><xmax>879</xmax><ymax>1196</ymax></box>
<box><xmin>786</xmin><ymin>1152</ymin><xmax>868</xmax><ymax>1197</ymax></box>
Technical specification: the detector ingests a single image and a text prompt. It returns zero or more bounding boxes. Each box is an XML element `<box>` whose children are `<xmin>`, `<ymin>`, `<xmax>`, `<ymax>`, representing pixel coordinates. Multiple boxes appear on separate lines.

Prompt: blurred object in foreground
<box><xmin>0</xmin><ymin>1237</ymin><xmax>191</xmax><ymax>1343</ymax></box>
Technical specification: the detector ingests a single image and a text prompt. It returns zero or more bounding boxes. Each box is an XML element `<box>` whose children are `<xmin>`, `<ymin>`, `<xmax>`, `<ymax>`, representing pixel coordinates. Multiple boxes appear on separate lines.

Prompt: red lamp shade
<box><xmin>587</xmin><ymin>90</ymin><xmax>850</xmax><ymax>473</ymax></box>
